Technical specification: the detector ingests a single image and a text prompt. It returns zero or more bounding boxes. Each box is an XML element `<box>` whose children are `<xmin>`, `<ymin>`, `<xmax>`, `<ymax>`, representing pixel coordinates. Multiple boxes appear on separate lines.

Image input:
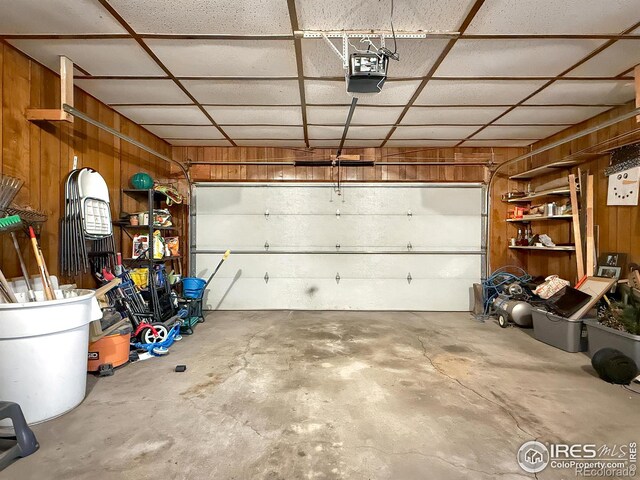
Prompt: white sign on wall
<box><xmin>607</xmin><ymin>166</ymin><xmax>640</xmax><ymax>206</ymax></box>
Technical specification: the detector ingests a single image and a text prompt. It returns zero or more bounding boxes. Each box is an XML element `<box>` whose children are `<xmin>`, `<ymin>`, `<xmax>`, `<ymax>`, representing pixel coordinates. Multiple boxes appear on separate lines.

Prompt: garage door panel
<box><xmin>194</xmin><ymin>184</ymin><xmax>483</xmax><ymax>216</ymax></box>
<box><xmin>193</xmin><ymin>183</ymin><xmax>484</xmax><ymax>310</ymax></box>
<box><xmin>203</xmin><ymin>277</ymin><xmax>474</xmax><ymax>310</ymax></box>
<box><xmin>195</xmin><ymin>214</ymin><xmax>482</xmax><ymax>250</ymax></box>
<box><xmin>195</xmin><ymin>253</ymin><xmax>481</xmax><ymax>280</ymax></box>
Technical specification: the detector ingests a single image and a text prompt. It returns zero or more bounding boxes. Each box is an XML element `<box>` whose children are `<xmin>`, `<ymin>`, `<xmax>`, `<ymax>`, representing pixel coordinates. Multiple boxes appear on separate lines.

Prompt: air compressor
<box><xmin>493</xmin><ymin>295</ymin><xmax>533</xmax><ymax>328</ymax></box>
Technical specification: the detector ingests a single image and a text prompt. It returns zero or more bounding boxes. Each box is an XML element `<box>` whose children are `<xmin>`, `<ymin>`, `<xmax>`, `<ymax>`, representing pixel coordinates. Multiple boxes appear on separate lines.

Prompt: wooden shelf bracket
<box><xmin>26</xmin><ymin>56</ymin><xmax>73</xmax><ymax>123</ymax></box>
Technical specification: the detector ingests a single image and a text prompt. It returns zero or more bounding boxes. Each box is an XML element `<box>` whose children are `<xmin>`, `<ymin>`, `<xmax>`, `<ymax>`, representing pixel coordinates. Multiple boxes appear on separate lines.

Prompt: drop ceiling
<box><xmin>1</xmin><ymin>0</ymin><xmax>639</xmax><ymax>148</ymax></box>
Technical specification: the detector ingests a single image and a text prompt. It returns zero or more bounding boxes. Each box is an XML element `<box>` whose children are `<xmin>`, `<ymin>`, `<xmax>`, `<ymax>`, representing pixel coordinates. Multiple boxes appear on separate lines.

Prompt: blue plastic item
<box><xmin>132</xmin><ymin>323</ymin><xmax>182</xmax><ymax>356</ymax></box>
<box><xmin>182</xmin><ymin>277</ymin><xmax>206</xmax><ymax>299</ymax></box>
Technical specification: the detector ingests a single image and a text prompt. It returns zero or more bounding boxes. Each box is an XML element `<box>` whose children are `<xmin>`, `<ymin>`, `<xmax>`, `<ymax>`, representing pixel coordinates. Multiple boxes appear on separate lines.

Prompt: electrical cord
<box><xmin>479</xmin><ymin>266</ymin><xmax>532</xmax><ymax>318</ymax></box>
<box><xmin>378</xmin><ymin>0</ymin><xmax>399</xmax><ymax>61</ymax></box>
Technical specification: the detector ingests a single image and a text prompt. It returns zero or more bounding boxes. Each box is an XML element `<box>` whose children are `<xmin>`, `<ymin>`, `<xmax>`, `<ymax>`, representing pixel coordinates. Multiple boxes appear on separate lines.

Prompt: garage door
<box><xmin>192</xmin><ymin>183</ymin><xmax>486</xmax><ymax>311</ymax></box>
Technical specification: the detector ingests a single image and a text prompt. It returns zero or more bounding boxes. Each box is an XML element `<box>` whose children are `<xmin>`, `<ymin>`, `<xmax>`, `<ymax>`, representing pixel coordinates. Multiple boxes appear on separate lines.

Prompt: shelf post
<box><xmin>569</xmin><ymin>174</ymin><xmax>585</xmax><ymax>280</ymax></box>
<box><xmin>635</xmin><ymin>64</ymin><xmax>639</xmax><ymax>123</ymax></box>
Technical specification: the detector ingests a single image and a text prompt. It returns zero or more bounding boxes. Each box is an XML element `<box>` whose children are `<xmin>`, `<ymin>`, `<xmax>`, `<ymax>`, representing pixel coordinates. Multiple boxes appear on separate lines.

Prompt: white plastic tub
<box><xmin>0</xmin><ymin>289</ymin><xmax>101</xmax><ymax>431</ymax></box>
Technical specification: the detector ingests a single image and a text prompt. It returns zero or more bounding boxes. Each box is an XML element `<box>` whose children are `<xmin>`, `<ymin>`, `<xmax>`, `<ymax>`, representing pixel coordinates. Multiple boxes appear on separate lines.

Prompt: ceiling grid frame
<box><xmin>457</xmin><ymin>18</ymin><xmax>640</xmax><ymax>146</ymax></box>
<box><xmin>1</xmin><ymin>0</ymin><xmax>639</xmax><ymax>147</ymax></box>
<box><xmin>286</xmin><ymin>0</ymin><xmax>310</xmax><ymax>147</ymax></box>
<box><xmin>380</xmin><ymin>0</ymin><xmax>488</xmax><ymax>147</ymax></box>
<box><xmin>95</xmin><ymin>0</ymin><xmax>237</xmax><ymax>146</ymax></box>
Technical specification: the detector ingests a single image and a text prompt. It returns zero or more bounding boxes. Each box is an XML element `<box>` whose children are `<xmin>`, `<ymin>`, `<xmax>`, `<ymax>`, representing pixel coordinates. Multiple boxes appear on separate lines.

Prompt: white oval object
<box><xmin>0</xmin><ymin>290</ymin><xmax>102</xmax><ymax>431</ymax></box>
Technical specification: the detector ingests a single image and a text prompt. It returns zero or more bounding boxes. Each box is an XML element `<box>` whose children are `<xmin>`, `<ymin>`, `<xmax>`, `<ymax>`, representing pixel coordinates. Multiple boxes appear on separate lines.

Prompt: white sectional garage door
<box><xmin>192</xmin><ymin>183</ymin><xmax>485</xmax><ymax>311</ymax></box>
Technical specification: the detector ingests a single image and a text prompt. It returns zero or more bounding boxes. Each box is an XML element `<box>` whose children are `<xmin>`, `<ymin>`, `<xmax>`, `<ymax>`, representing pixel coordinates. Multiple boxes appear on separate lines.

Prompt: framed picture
<box><xmin>596</xmin><ymin>265</ymin><xmax>622</xmax><ymax>280</ymax></box>
<box><xmin>597</xmin><ymin>252</ymin><xmax>627</xmax><ymax>274</ymax></box>
<box><xmin>570</xmin><ymin>276</ymin><xmax>617</xmax><ymax>320</ymax></box>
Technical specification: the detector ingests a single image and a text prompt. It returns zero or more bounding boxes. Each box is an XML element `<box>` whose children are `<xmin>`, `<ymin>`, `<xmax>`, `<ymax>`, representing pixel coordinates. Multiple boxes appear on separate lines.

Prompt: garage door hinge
<box><xmin>407</xmin><ymin>242</ymin><xmax>413</xmax><ymax>251</ymax></box>
<box><xmin>336</xmin><ymin>209</ymin><xmax>340</xmax><ymax>218</ymax></box>
<box><xmin>264</xmin><ymin>241</ymin><xmax>269</xmax><ymax>251</ymax></box>
<box><xmin>407</xmin><ymin>273</ymin><xmax>412</xmax><ymax>284</ymax></box>
<box><xmin>407</xmin><ymin>210</ymin><xmax>412</xmax><ymax>218</ymax></box>
<box><xmin>336</xmin><ymin>243</ymin><xmax>340</xmax><ymax>251</ymax></box>
<box><xmin>335</xmin><ymin>273</ymin><xmax>340</xmax><ymax>284</ymax></box>
<box><xmin>264</xmin><ymin>209</ymin><xmax>269</xmax><ymax>219</ymax></box>
<box><xmin>264</xmin><ymin>272</ymin><xmax>269</xmax><ymax>283</ymax></box>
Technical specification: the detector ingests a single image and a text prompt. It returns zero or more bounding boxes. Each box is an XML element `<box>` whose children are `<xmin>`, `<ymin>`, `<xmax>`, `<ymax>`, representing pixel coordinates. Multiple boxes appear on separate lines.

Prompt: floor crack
<box><xmin>216</xmin><ymin>325</ymin><xmax>270</xmax><ymax>387</ymax></box>
<box><xmin>224</xmin><ymin>410</ymin><xmax>264</xmax><ymax>438</ymax></box>
<box><xmin>352</xmin><ymin>444</ymin><xmax>529</xmax><ymax>478</ymax></box>
<box><xmin>416</xmin><ymin>335</ymin><xmax>535</xmax><ymax>440</ymax></box>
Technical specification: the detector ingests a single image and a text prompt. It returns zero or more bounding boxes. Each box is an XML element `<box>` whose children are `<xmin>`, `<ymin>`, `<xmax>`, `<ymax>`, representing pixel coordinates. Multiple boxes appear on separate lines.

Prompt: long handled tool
<box><xmin>0</xmin><ymin>266</ymin><xmax>18</xmax><ymax>303</ymax></box>
<box><xmin>28</xmin><ymin>227</ymin><xmax>55</xmax><ymax>301</ymax></box>
<box><xmin>11</xmin><ymin>231</ymin><xmax>36</xmax><ymax>302</ymax></box>
<box><xmin>204</xmin><ymin>250</ymin><xmax>231</xmax><ymax>289</ymax></box>
<box><xmin>0</xmin><ymin>176</ymin><xmax>37</xmax><ymax>301</ymax></box>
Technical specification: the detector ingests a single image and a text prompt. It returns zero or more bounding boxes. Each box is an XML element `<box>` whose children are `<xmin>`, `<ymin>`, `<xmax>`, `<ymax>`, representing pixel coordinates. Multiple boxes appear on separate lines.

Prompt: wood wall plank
<box><xmin>0</xmin><ymin>41</ymin><xmax>172</xmax><ymax>287</ymax></box>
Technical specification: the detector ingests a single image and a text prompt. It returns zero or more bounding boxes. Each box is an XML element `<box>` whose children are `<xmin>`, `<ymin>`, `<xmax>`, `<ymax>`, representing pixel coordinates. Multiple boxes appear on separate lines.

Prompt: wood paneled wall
<box><xmin>172</xmin><ymin>146</ymin><xmax>519</xmax><ymax>183</ymax></box>
<box><xmin>0</xmin><ymin>42</ymin><xmax>171</xmax><ymax>287</ymax></box>
<box><xmin>500</xmin><ymin>102</ymin><xmax>640</xmax><ymax>282</ymax></box>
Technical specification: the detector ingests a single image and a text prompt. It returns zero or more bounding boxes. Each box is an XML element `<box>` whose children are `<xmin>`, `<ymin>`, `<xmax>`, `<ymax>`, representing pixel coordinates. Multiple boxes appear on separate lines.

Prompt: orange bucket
<box><xmin>88</xmin><ymin>330</ymin><xmax>131</xmax><ymax>372</ymax></box>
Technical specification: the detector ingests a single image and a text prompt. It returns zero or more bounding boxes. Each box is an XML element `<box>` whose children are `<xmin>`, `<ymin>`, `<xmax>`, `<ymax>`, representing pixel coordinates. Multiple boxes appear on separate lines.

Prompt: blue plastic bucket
<box><xmin>182</xmin><ymin>277</ymin><xmax>206</xmax><ymax>299</ymax></box>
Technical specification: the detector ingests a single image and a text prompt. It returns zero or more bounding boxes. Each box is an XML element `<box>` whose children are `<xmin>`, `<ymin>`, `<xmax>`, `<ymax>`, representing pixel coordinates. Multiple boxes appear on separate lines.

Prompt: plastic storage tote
<box><xmin>584</xmin><ymin>320</ymin><xmax>640</xmax><ymax>367</ymax></box>
<box><xmin>531</xmin><ymin>308</ymin><xmax>590</xmax><ymax>353</ymax></box>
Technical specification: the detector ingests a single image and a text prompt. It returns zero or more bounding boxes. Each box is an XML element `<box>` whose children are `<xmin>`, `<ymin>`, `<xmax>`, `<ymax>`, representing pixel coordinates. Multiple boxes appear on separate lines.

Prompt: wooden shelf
<box><xmin>506</xmin><ymin>215</ymin><xmax>573</xmax><ymax>222</ymax></box>
<box><xmin>509</xmin><ymin>245</ymin><xmax>576</xmax><ymax>252</ymax></box>
<box><xmin>123</xmin><ymin>255</ymin><xmax>183</xmax><ymax>263</ymax></box>
<box><xmin>113</xmin><ymin>221</ymin><xmax>177</xmax><ymax>231</ymax></box>
<box><xmin>509</xmin><ymin>160</ymin><xmax>578</xmax><ymax>180</ymax></box>
<box><xmin>122</xmin><ymin>188</ymin><xmax>170</xmax><ymax>202</ymax></box>
<box><xmin>507</xmin><ymin>187</ymin><xmax>574</xmax><ymax>203</ymax></box>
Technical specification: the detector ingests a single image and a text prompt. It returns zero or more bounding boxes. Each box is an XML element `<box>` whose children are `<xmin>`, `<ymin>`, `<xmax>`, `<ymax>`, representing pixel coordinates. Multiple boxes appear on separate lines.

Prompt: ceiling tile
<box><xmin>305</xmin><ymin>79</ymin><xmax>420</xmax><ymax>105</ymax></box>
<box><xmin>415</xmin><ymin>80</ymin><xmax>546</xmax><ymax>105</ymax></box>
<box><xmin>113</xmin><ymin>105</ymin><xmax>208</xmax><ymax>125</ymax></box>
<box><xmin>8</xmin><ymin>39</ymin><xmax>164</xmax><ymax>76</ymax></box>
<box><xmin>297</xmin><ymin>0</ymin><xmax>476</xmax><ymax>31</ymax></box>
<box><xmin>169</xmin><ymin>139</ymin><xmax>232</xmax><ymax>146</ymax></box>
<box><xmin>185</xmin><ymin>79</ymin><xmax>300</xmax><ymax>105</ymax></box>
<box><xmin>302</xmin><ymin>38</ymin><xmax>450</xmax><ymax>78</ymax></box>
<box><xmin>384</xmin><ymin>140</ymin><xmax>459</xmax><ymax>147</ymax></box>
<box><xmin>234</xmin><ymin>140</ymin><xmax>307</xmax><ymax>147</ymax></box>
<box><xmin>460</xmin><ymin>139</ymin><xmax>535</xmax><ymax>147</ymax></box>
<box><xmin>524</xmin><ymin>80</ymin><xmax>635</xmax><ymax>105</ymax></box>
<box><xmin>143</xmin><ymin>125</ymin><xmax>225</xmax><ymax>139</ymax></box>
<box><xmin>435</xmin><ymin>39</ymin><xmax>604</xmax><ymax>77</ymax></box>
<box><xmin>467</xmin><ymin>0</ymin><xmax>640</xmax><ymax>34</ymax></box>
<box><xmin>307</xmin><ymin>106</ymin><xmax>403</xmax><ymax>124</ymax></box>
<box><xmin>308</xmin><ymin>126</ymin><xmax>392</xmax><ymax>139</ymax></box>
<box><xmin>401</xmin><ymin>106</ymin><xmax>508</xmax><ymax>125</ymax></box>
<box><xmin>569</xmin><ymin>40</ymin><xmax>640</xmax><ymax>77</ymax></box>
<box><xmin>108</xmin><ymin>0</ymin><xmax>291</xmax><ymax>34</ymax></box>
<box><xmin>147</xmin><ymin>39</ymin><xmax>298</xmax><ymax>77</ymax></box>
<box><xmin>0</xmin><ymin>0</ymin><xmax>125</xmax><ymax>34</ymax></box>
<box><xmin>471</xmin><ymin>125</ymin><xmax>569</xmax><ymax>140</ymax></box>
<box><xmin>222</xmin><ymin>126</ymin><xmax>303</xmax><ymax>139</ymax></box>
<box><xmin>391</xmin><ymin>125</ymin><xmax>483</xmax><ymax>140</ymax></box>
<box><xmin>204</xmin><ymin>106</ymin><xmax>302</xmax><ymax>125</ymax></box>
<box><xmin>496</xmin><ymin>106</ymin><xmax>612</xmax><ymax>125</ymax></box>
<box><xmin>75</xmin><ymin>79</ymin><xmax>191</xmax><ymax>104</ymax></box>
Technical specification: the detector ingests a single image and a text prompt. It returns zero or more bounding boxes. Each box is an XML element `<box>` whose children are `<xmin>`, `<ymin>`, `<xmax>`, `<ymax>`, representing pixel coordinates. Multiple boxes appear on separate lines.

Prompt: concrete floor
<box><xmin>3</xmin><ymin>311</ymin><xmax>638</xmax><ymax>479</ymax></box>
